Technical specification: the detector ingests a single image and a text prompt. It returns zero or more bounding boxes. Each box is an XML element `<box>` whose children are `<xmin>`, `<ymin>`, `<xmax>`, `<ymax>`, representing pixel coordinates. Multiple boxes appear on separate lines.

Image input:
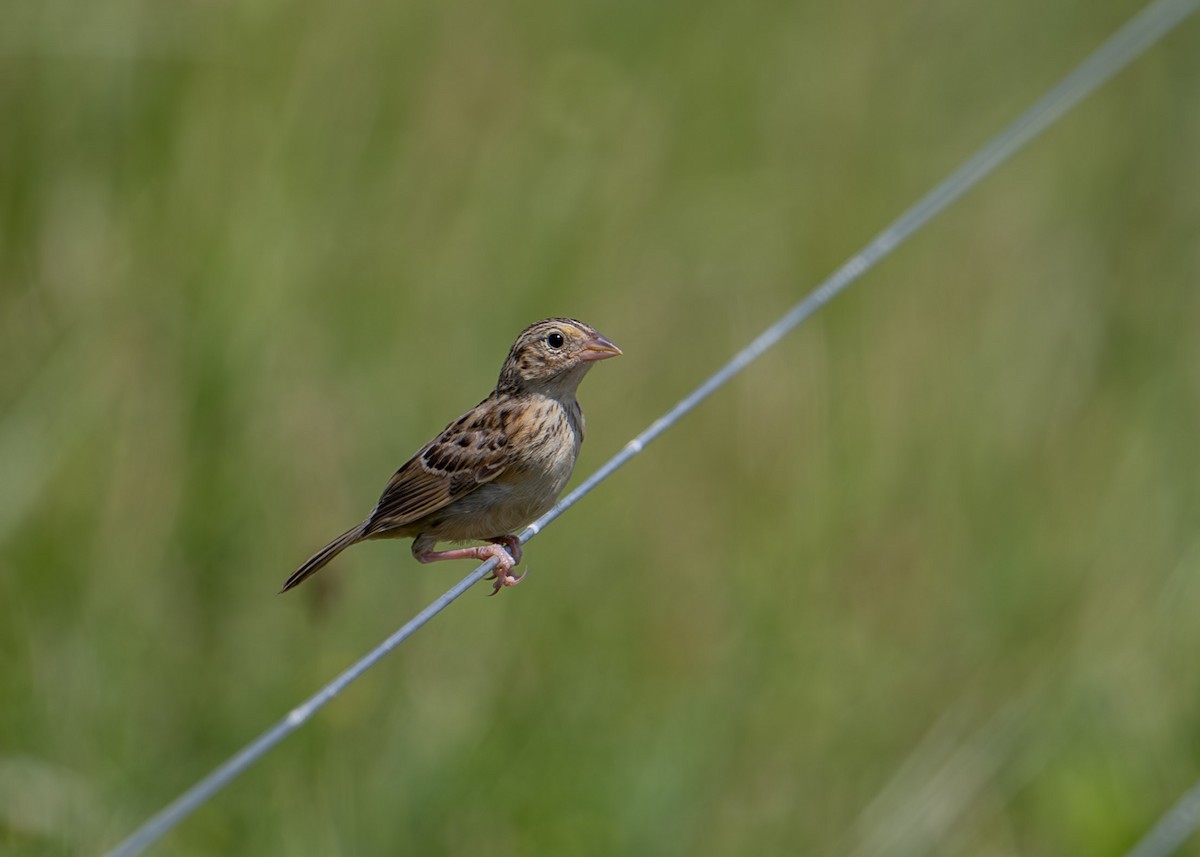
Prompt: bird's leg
<box><xmin>412</xmin><ymin>538</ymin><xmax>525</xmax><ymax>595</ymax></box>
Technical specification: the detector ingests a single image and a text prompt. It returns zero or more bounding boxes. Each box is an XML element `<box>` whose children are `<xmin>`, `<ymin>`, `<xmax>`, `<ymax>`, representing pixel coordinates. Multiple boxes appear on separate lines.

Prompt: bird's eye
<box><xmin>546</xmin><ymin>332</ymin><xmax>565</xmax><ymax>349</ymax></box>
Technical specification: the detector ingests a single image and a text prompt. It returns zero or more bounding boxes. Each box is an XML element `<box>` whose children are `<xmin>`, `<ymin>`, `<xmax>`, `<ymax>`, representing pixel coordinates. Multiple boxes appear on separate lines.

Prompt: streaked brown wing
<box><xmin>364</xmin><ymin>400</ymin><xmax>511</xmax><ymax>533</ymax></box>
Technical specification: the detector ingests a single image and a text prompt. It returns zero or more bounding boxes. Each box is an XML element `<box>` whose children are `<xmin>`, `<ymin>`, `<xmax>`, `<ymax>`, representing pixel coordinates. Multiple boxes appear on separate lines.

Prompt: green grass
<box><xmin>2</xmin><ymin>0</ymin><xmax>1199</xmax><ymax>854</ymax></box>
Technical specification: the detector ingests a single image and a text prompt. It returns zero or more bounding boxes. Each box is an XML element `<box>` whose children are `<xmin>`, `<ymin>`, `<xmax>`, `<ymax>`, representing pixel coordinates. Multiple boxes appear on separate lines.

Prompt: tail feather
<box><xmin>280</xmin><ymin>524</ymin><xmax>365</xmax><ymax>593</ymax></box>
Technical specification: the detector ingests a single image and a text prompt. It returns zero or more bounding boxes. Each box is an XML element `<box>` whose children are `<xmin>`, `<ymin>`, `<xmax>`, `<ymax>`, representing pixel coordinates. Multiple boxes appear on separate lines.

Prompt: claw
<box><xmin>489</xmin><ymin>567</ymin><xmax>527</xmax><ymax>595</ymax></box>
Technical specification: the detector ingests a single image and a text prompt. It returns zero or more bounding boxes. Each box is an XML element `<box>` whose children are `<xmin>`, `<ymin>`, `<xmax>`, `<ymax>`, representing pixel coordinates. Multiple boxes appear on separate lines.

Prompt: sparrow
<box><xmin>281</xmin><ymin>318</ymin><xmax>621</xmax><ymax>595</ymax></box>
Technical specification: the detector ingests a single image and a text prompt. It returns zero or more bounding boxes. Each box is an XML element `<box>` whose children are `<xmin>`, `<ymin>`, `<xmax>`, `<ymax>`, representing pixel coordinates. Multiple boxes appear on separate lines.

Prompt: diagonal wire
<box><xmin>103</xmin><ymin>0</ymin><xmax>1200</xmax><ymax>854</ymax></box>
<box><xmin>1124</xmin><ymin>782</ymin><xmax>1200</xmax><ymax>857</ymax></box>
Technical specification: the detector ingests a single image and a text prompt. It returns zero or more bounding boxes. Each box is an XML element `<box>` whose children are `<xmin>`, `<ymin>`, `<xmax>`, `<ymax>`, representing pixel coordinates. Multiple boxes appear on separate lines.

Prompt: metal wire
<box><xmin>103</xmin><ymin>1</ymin><xmax>1200</xmax><ymax>854</ymax></box>
<box><xmin>1124</xmin><ymin>782</ymin><xmax>1200</xmax><ymax>857</ymax></box>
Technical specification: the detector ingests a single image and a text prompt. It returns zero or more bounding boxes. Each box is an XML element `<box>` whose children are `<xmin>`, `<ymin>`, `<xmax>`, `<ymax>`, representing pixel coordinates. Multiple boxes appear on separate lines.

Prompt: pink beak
<box><xmin>578</xmin><ymin>335</ymin><xmax>622</xmax><ymax>362</ymax></box>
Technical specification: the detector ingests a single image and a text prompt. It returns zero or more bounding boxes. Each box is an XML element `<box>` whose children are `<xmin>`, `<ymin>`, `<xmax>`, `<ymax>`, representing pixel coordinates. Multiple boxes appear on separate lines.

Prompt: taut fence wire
<box><xmin>1123</xmin><ymin>781</ymin><xmax>1200</xmax><ymax>857</ymax></box>
<box><xmin>104</xmin><ymin>0</ymin><xmax>1200</xmax><ymax>853</ymax></box>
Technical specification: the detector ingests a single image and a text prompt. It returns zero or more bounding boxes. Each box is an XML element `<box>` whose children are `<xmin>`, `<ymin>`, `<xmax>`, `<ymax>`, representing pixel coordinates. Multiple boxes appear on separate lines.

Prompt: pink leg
<box><xmin>414</xmin><ymin>540</ymin><xmax>525</xmax><ymax>595</ymax></box>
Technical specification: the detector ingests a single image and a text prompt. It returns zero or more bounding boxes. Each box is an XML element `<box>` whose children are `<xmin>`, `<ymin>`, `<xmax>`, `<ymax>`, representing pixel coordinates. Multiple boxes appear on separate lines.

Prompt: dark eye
<box><xmin>546</xmin><ymin>332</ymin><xmax>565</xmax><ymax>349</ymax></box>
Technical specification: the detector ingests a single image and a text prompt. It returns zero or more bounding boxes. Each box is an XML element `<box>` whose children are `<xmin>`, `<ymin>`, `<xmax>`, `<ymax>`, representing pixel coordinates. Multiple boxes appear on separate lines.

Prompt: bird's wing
<box><xmin>364</xmin><ymin>399</ymin><xmax>511</xmax><ymax>532</ymax></box>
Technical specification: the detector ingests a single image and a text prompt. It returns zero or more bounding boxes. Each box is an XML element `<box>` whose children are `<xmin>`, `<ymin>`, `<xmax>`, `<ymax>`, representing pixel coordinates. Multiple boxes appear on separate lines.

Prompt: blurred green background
<box><xmin>2</xmin><ymin>0</ymin><xmax>1199</xmax><ymax>854</ymax></box>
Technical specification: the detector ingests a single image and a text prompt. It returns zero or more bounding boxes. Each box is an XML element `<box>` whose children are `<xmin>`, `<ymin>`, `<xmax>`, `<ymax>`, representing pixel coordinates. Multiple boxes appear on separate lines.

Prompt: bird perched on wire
<box><xmin>281</xmin><ymin>318</ymin><xmax>621</xmax><ymax>596</ymax></box>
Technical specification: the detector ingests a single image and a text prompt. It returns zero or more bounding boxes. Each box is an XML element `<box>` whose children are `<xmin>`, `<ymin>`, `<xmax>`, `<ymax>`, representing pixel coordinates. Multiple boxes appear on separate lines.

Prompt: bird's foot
<box><xmin>486</xmin><ymin>535</ymin><xmax>523</xmax><ymax>565</ymax></box>
<box><xmin>483</xmin><ymin>537</ymin><xmax>525</xmax><ymax>595</ymax></box>
<box><xmin>414</xmin><ymin>538</ymin><xmax>525</xmax><ymax>596</ymax></box>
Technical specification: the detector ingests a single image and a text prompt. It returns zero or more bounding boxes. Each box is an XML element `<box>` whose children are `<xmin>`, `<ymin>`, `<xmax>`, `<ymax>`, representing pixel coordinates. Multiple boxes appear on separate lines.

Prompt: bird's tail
<box><xmin>280</xmin><ymin>524</ymin><xmax>365</xmax><ymax>593</ymax></box>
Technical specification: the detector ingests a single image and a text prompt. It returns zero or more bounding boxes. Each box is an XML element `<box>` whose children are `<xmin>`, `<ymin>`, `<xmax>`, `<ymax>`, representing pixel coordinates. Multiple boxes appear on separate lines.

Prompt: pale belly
<box><xmin>424</xmin><ymin>402</ymin><xmax>582</xmax><ymax>541</ymax></box>
<box><xmin>433</xmin><ymin>471</ymin><xmax>569</xmax><ymax>541</ymax></box>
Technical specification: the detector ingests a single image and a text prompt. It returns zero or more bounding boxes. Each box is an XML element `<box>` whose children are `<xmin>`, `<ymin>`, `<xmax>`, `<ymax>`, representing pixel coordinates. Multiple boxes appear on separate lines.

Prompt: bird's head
<box><xmin>498</xmin><ymin>318</ymin><xmax>621</xmax><ymax>395</ymax></box>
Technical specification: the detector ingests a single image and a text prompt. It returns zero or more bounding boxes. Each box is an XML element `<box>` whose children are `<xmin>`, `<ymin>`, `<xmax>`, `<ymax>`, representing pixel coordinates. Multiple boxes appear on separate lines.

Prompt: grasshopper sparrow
<box><xmin>282</xmin><ymin>318</ymin><xmax>621</xmax><ymax>595</ymax></box>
